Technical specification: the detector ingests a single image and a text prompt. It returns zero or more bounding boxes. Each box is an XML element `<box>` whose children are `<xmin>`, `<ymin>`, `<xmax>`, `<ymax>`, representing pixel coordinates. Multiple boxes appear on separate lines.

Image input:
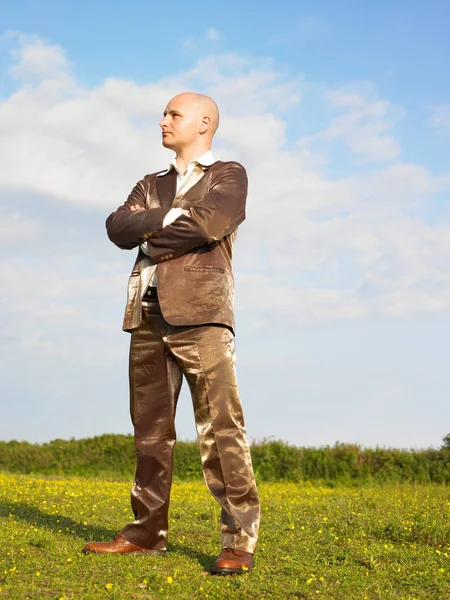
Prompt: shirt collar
<box><xmin>157</xmin><ymin>150</ymin><xmax>216</xmax><ymax>177</ymax></box>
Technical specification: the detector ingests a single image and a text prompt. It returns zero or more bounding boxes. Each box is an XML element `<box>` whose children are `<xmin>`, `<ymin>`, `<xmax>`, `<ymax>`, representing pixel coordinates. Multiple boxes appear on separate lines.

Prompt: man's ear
<box><xmin>199</xmin><ymin>116</ymin><xmax>210</xmax><ymax>134</ymax></box>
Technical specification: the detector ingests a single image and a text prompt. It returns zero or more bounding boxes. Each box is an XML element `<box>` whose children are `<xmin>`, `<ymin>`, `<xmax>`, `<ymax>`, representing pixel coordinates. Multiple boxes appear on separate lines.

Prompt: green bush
<box><xmin>0</xmin><ymin>435</ymin><xmax>449</xmax><ymax>483</ymax></box>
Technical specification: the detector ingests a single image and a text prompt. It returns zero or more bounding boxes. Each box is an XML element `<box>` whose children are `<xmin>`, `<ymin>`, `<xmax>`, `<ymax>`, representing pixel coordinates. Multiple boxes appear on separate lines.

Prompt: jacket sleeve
<box><xmin>143</xmin><ymin>162</ymin><xmax>247</xmax><ymax>263</ymax></box>
<box><xmin>105</xmin><ymin>176</ymin><xmax>170</xmax><ymax>250</ymax></box>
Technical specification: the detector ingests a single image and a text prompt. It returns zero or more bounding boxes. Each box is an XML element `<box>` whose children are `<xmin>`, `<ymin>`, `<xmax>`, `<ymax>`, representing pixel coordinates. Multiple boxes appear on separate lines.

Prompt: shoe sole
<box><xmin>82</xmin><ymin>549</ymin><xmax>166</xmax><ymax>556</ymax></box>
<box><xmin>211</xmin><ymin>566</ymin><xmax>253</xmax><ymax>575</ymax></box>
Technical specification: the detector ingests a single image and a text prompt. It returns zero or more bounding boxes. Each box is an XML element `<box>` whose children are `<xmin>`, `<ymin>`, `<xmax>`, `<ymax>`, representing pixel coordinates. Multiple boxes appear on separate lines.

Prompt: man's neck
<box><xmin>175</xmin><ymin>146</ymin><xmax>212</xmax><ymax>174</ymax></box>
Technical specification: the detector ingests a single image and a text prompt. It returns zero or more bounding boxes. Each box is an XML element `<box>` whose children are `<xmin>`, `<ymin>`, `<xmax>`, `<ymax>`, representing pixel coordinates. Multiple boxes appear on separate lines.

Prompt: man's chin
<box><xmin>162</xmin><ymin>138</ymin><xmax>175</xmax><ymax>150</ymax></box>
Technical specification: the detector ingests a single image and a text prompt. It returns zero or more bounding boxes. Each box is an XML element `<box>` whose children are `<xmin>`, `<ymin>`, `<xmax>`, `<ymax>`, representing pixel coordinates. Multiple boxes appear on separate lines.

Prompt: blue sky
<box><xmin>1</xmin><ymin>1</ymin><xmax>449</xmax><ymax>449</ymax></box>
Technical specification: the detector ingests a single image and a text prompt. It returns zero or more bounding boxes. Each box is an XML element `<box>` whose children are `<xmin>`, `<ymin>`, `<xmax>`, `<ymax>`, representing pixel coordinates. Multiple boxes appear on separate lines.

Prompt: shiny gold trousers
<box><xmin>119</xmin><ymin>301</ymin><xmax>260</xmax><ymax>553</ymax></box>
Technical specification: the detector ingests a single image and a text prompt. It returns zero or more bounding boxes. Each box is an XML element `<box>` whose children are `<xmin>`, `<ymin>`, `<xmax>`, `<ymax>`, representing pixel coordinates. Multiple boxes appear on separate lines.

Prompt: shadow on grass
<box><xmin>0</xmin><ymin>499</ymin><xmax>214</xmax><ymax>569</ymax></box>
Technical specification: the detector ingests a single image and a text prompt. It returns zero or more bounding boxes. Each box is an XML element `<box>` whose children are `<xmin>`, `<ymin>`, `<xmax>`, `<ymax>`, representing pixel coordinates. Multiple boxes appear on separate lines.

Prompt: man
<box><xmin>82</xmin><ymin>92</ymin><xmax>260</xmax><ymax>575</ymax></box>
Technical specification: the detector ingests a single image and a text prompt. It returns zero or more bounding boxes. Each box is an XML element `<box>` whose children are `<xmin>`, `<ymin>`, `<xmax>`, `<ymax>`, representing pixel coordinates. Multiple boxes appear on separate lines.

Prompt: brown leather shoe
<box><xmin>82</xmin><ymin>535</ymin><xmax>166</xmax><ymax>556</ymax></box>
<box><xmin>211</xmin><ymin>548</ymin><xmax>254</xmax><ymax>575</ymax></box>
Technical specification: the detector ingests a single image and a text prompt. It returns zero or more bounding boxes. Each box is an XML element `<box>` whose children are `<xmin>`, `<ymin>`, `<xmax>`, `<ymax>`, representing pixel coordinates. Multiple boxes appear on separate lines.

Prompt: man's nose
<box><xmin>160</xmin><ymin>116</ymin><xmax>168</xmax><ymax>129</ymax></box>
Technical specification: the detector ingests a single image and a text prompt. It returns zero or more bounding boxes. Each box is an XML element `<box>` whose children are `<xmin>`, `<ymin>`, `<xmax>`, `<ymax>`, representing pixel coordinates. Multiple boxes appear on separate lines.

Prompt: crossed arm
<box><xmin>105</xmin><ymin>162</ymin><xmax>248</xmax><ymax>263</ymax></box>
<box><xmin>105</xmin><ymin>177</ymin><xmax>170</xmax><ymax>251</ymax></box>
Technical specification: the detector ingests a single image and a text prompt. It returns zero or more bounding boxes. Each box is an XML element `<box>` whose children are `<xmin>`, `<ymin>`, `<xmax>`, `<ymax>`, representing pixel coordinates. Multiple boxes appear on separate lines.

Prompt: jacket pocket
<box><xmin>184</xmin><ymin>265</ymin><xmax>225</xmax><ymax>274</ymax></box>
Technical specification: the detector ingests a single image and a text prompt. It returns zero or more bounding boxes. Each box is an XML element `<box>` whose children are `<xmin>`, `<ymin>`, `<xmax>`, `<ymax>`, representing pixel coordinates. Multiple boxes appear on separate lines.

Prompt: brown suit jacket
<box><xmin>106</xmin><ymin>160</ymin><xmax>247</xmax><ymax>333</ymax></box>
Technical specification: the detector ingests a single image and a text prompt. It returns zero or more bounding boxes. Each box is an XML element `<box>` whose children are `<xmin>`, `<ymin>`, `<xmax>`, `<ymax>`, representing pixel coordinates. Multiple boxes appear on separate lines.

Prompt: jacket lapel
<box><xmin>171</xmin><ymin>164</ymin><xmax>207</xmax><ymax>207</ymax></box>
<box><xmin>156</xmin><ymin>169</ymin><xmax>177</xmax><ymax>209</ymax></box>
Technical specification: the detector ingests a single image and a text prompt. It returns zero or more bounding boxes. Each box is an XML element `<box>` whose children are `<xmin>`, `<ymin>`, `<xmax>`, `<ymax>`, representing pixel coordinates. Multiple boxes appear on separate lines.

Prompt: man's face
<box><xmin>159</xmin><ymin>95</ymin><xmax>203</xmax><ymax>151</ymax></box>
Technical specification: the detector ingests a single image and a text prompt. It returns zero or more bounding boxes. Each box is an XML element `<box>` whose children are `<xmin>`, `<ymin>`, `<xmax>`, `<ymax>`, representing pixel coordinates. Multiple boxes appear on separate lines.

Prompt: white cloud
<box><xmin>0</xmin><ymin>212</ymin><xmax>40</xmax><ymax>243</ymax></box>
<box><xmin>429</xmin><ymin>104</ymin><xmax>450</xmax><ymax>136</ymax></box>
<box><xmin>206</xmin><ymin>27</ymin><xmax>222</xmax><ymax>42</ymax></box>
<box><xmin>175</xmin><ymin>54</ymin><xmax>301</xmax><ymax>113</ymax></box>
<box><xmin>2</xmin><ymin>31</ymin><xmax>75</xmax><ymax>111</ymax></box>
<box><xmin>6</xmin><ymin>32</ymin><xmax>71</xmax><ymax>83</ymax></box>
<box><xmin>1</xmin><ymin>32</ymin><xmax>450</xmax><ymax>448</ymax></box>
<box><xmin>181</xmin><ymin>37</ymin><xmax>196</xmax><ymax>50</ymax></box>
<box><xmin>313</xmin><ymin>85</ymin><xmax>402</xmax><ymax>162</ymax></box>
<box><xmin>0</xmin><ymin>31</ymin><xmax>449</xmax><ymax>336</ymax></box>
<box><xmin>181</xmin><ymin>28</ymin><xmax>223</xmax><ymax>50</ymax></box>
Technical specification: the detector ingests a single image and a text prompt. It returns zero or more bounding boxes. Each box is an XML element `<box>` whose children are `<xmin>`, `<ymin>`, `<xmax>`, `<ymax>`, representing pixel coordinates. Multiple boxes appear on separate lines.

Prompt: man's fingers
<box><xmin>130</xmin><ymin>205</ymin><xmax>145</xmax><ymax>212</ymax></box>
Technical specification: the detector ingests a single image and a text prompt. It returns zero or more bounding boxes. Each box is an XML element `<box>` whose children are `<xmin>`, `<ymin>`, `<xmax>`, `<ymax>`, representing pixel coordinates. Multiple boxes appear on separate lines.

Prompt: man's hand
<box><xmin>163</xmin><ymin>207</ymin><xmax>189</xmax><ymax>227</ymax></box>
<box><xmin>140</xmin><ymin>207</ymin><xmax>189</xmax><ymax>257</ymax></box>
<box><xmin>129</xmin><ymin>205</ymin><xmax>189</xmax><ymax>222</ymax></box>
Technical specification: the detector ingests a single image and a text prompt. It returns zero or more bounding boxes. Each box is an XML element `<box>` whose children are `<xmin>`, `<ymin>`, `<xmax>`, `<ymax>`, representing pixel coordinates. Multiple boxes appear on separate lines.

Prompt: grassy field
<box><xmin>0</xmin><ymin>473</ymin><xmax>449</xmax><ymax>599</ymax></box>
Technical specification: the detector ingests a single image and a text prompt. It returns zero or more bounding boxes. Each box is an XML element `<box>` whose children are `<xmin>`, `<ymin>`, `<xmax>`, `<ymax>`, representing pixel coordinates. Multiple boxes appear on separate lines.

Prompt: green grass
<box><xmin>0</xmin><ymin>473</ymin><xmax>449</xmax><ymax>599</ymax></box>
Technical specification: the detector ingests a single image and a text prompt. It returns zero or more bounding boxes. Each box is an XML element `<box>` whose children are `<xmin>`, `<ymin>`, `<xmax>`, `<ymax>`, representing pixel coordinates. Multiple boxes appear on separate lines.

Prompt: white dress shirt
<box><xmin>141</xmin><ymin>151</ymin><xmax>216</xmax><ymax>286</ymax></box>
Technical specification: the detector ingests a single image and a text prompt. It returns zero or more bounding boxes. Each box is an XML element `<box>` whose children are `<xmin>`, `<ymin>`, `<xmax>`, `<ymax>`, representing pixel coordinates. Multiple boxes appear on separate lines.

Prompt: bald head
<box><xmin>159</xmin><ymin>92</ymin><xmax>220</xmax><ymax>157</ymax></box>
<box><xmin>171</xmin><ymin>92</ymin><xmax>220</xmax><ymax>135</ymax></box>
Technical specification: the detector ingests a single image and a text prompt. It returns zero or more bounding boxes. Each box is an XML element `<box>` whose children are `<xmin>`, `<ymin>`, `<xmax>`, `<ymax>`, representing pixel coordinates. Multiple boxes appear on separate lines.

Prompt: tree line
<box><xmin>1</xmin><ymin>434</ymin><xmax>449</xmax><ymax>484</ymax></box>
